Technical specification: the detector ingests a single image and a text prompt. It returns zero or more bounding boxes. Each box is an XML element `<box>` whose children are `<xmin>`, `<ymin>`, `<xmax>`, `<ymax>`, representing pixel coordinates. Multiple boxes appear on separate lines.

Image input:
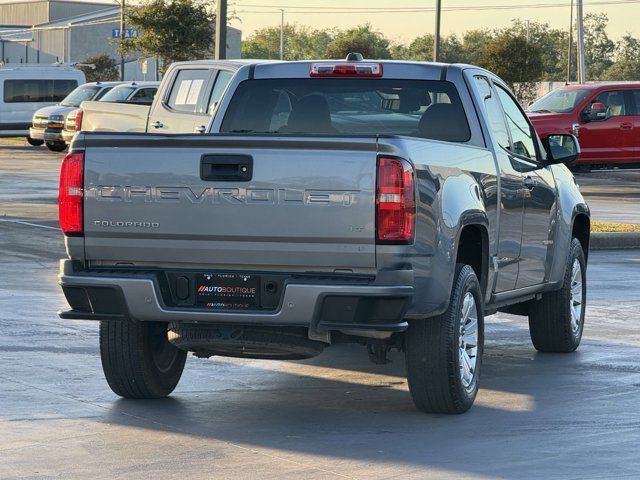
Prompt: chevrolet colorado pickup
<box><xmin>58</xmin><ymin>56</ymin><xmax>590</xmax><ymax>414</ymax></box>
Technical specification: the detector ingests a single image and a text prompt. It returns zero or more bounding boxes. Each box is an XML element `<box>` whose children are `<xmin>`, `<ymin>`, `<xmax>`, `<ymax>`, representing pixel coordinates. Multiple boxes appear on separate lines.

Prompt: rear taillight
<box><xmin>310</xmin><ymin>62</ymin><xmax>383</xmax><ymax>77</ymax></box>
<box><xmin>74</xmin><ymin>110</ymin><xmax>83</xmax><ymax>132</ymax></box>
<box><xmin>376</xmin><ymin>156</ymin><xmax>415</xmax><ymax>243</ymax></box>
<box><xmin>58</xmin><ymin>151</ymin><xmax>84</xmax><ymax>236</ymax></box>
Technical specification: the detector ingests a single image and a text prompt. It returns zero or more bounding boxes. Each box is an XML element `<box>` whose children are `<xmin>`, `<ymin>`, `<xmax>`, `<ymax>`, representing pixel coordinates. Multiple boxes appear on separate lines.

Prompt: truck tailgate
<box><xmin>82</xmin><ymin>135</ymin><xmax>378</xmax><ymax>272</ymax></box>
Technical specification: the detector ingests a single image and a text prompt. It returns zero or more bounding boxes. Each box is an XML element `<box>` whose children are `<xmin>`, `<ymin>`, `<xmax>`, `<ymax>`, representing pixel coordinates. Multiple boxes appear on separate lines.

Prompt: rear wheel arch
<box><xmin>455</xmin><ymin>222</ymin><xmax>490</xmax><ymax>296</ymax></box>
<box><xmin>571</xmin><ymin>212</ymin><xmax>590</xmax><ymax>263</ymax></box>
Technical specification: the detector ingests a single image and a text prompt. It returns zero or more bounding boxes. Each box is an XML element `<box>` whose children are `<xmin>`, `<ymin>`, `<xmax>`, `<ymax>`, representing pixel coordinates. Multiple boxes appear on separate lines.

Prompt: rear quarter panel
<box><xmin>378</xmin><ymin>137</ymin><xmax>498</xmax><ymax>318</ymax></box>
<box><xmin>80</xmin><ymin>101</ymin><xmax>150</xmax><ymax>133</ymax></box>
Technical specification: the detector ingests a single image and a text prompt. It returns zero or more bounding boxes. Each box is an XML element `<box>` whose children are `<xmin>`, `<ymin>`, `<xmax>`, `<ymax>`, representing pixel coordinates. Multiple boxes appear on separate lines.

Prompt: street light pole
<box><xmin>119</xmin><ymin>0</ymin><xmax>125</xmax><ymax>80</ymax></box>
<box><xmin>433</xmin><ymin>0</ymin><xmax>441</xmax><ymax>62</ymax></box>
<box><xmin>279</xmin><ymin>9</ymin><xmax>284</xmax><ymax>60</ymax></box>
<box><xmin>576</xmin><ymin>0</ymin><xmax>586</xmax><ymax>83</ymax></box>
<box><xmin>567</xmin><ymin>0</ymin><xmax>573</xmax><ymax>84</ymax></box>
<box><xmin>215</xmin><ymin>0</ymin><xmax>227</xmax><ymax>60</ymax></box>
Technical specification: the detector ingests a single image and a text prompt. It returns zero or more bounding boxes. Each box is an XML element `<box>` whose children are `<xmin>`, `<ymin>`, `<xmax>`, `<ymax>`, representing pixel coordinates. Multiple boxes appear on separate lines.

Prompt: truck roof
<box><xmin>172</xmin><ymin>58</ymin><xmax>476</xmax><ymax>73</ymax></box>
<box><xmin>553</xmin><ymin>82</ymin><xmax>640</xmax><ymax>91</ymax></box>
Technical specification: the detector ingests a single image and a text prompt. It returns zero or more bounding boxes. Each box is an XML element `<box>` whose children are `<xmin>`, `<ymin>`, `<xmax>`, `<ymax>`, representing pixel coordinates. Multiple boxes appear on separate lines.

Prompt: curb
<box><xmin>591</xmin><ymin>232</ymin><xmax>640</xmax><ymax>250</ymax></box>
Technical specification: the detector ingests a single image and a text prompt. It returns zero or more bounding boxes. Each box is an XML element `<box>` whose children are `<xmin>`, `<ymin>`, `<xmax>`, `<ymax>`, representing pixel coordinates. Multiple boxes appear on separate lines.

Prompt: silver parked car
<box><xmin>29</xmin><ymin>81</ymin><xmax>121</xmax><ymax>151</ymax></box>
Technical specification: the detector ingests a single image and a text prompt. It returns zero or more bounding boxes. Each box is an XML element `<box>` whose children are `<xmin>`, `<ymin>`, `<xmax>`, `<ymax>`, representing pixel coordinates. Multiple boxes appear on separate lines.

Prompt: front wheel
<box><xmin>99</xmin><ymin>320</ymin><xmax>187</xmax><ymax>399</ymax></box>
<box><xmin>405</xmin><ymin>264</ymin><xmax>484</xmax><ymax>414</ymax></box>
<box><xmin>26</xmin><ymin>136</ymin><xmax>44</xmax><ymax>146</ymax></box>
<box><xmin>528</xmin><ymin>238</ymin><xmax>586</xmax><ymax>352</ymax></box>
<box><xmin>46</xmin><ymin>141</ymin><xmax>67</xmax><ymax>152</ymax></box>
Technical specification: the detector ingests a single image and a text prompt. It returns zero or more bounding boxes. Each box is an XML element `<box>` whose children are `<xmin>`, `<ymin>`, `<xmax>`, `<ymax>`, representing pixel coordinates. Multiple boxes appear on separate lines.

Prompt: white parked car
<box><xmin>0</xmin><ymin>63</ymin><xmax>85</xmax><ymax>142</ymax></box>
<box><xmin>30</xmin><ymin>81</ymin><xmax>121</xmax><ymax>152</ymax></box>
<box><xmin>62</xmin><ymin>82</ymin><xmax>159</xmax><ymax>145</ymax></box>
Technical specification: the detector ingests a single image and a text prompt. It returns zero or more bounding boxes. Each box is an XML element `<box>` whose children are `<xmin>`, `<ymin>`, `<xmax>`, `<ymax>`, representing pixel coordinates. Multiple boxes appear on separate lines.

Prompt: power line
<box><xmin>233</xmin><ymin>0</ymin><xmax>640</xmax><ymax>14</ymax></box>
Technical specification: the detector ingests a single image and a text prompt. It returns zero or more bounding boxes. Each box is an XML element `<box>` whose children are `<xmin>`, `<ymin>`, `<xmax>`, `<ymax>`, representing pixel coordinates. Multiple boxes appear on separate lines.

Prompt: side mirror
<box><xmin>543</xmin><ymin>133</ymin><xmax>580</xmax><ymax>165</ymax></box>
<box><xmin>583</xmin><ymin>101</ymin><xmax>607</xmax><ymax>121</ymax></box>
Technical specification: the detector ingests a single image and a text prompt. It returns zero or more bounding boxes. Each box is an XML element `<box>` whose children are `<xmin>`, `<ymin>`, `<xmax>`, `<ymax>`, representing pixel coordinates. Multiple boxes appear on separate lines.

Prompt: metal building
<box><xmin>0</xmin><ymin>0</ymin><xmax>241</xmax><ymax>80</ymax></box>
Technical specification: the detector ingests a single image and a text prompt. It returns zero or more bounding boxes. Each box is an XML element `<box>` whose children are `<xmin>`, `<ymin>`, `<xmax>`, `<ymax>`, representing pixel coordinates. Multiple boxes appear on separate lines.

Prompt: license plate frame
<box><xmin>195</xmin><ymin>273</ymin><xmax>260</xmax><ymax>310</ymax></box>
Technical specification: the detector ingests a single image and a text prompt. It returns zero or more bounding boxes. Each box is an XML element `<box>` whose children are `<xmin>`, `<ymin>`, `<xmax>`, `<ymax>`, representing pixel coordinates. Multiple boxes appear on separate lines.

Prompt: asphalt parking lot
<box><xmin>1</xmin><ymin>140</ymin><xmax>640</xmax><ymax>479</ymax></box>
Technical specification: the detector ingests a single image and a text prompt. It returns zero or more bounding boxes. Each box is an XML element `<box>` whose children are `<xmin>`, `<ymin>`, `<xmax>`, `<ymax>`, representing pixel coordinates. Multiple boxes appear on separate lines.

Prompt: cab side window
<box><xmin>592</xmin><ymin>90</ymin><xmax>627</xmax><ymax>118</ymax></box>
<box><xmin>495</xmin><ymin>85</ymin><xmax>538</xmax><ymax>161</ymax></box>
<box><xmin>632</xmin><ymin>91</ymin><xmax>640</xmax><ymax>115</ymax></box>
<box><xmin>207</xmin><ymin>70</ymin><xmax>234</xmax><ymax>114</ymax></box>
<box><xmin>167</xmin><ymin>69</ymin><xmax>209</xmax><ymax>113</ymax></box>
<box><xmin>474</xmin><ymin>76</ymin><xmax>510</xmax><ymax>151</ymax></box>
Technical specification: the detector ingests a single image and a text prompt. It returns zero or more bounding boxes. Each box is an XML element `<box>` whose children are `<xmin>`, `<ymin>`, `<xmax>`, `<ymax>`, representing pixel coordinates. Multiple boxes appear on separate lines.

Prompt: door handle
<box><xmin>524</xmin><ymin>176</ymin><xmax>535</xmax><ymax>189</ymax></box>
<box><xmin>200</xmin><ymin>154</ymin><xmax>253</xmax><ymax>181</ymax></box>
<box><xmin>151</xmin><ymin>120</ymin><xmax>163</xmax><ymax>129</ymax></box>
<box><xmin>195</xmin><ymin>125</ymin><xmax>206</xmax><ymax>134</ymax></box>
<box><xmin>621</xmin><ymin>122</ymin><xmax>633</xmax><ymax>129</ymax></box>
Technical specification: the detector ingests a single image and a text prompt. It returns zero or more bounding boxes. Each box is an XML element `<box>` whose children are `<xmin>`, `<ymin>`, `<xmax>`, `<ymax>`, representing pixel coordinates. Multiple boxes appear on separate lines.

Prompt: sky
<box><xmin>226</xmin><ymin>0</ymin><xmax>640</xmax><ymax>44</ymax></box>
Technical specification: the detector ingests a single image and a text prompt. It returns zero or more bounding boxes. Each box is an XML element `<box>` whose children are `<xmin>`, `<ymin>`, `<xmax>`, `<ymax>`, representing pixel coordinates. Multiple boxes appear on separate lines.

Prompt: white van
<box><xmin>0</xmin><ymin>64</ymin><xmax>86</xmax><ymax>140</ymax></box>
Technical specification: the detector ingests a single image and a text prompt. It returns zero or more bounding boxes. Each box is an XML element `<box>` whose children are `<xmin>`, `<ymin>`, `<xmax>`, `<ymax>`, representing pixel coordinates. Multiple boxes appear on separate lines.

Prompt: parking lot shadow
<box><xmin>97</xmin><ymin>324</ymin><xmax>640</xmax><ymax>479</ymax></box>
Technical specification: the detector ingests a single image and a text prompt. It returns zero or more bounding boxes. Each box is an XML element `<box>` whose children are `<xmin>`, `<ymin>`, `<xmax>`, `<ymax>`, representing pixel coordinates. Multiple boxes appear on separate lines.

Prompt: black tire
<box><xmin>405</xmin><ymin>264</ymin><xmax>484</xmax><ymax>414</ymax></box>
<box><xmin>26</xmin><ymin>136</ymin><xmax>44</xmax><ymax>146</ymax></box>
<box><xmin>99</xmin><ymin>320</ymin><xmax>187</xmax><ymax>399</ymax></box>
<box><xmin>46</xmin><ymin>141</ymin><xmax>67</xmax><ymax>152</ymax></box>
<box><xmin>529</xmin><ymin>238</ymin><xmax>586</xmax><ymax>353</ymax></box>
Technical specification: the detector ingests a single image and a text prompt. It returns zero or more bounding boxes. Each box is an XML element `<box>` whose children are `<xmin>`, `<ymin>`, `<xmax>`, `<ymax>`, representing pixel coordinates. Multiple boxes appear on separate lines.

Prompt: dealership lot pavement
<box><xmin>576</xmin><ymin>171</ymin><xmax>640</xmax><ymax>224</ymax></box>
<box><xmin>1</xmin><ymin>141</ymin><xmax>640</xmax><ymax>479</ymax></box>
<box><xmin>0</xmin><ymin>139</ymin><xmax>638</xmax><ymax>226</ymax></box>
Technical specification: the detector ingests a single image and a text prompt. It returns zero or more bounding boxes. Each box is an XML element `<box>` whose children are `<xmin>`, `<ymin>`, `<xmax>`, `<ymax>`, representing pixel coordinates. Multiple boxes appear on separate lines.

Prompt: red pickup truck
<box><xmin>528</xmin><ymin>83</ymin><xmax>640</xmax><ymax>170</ymax></box>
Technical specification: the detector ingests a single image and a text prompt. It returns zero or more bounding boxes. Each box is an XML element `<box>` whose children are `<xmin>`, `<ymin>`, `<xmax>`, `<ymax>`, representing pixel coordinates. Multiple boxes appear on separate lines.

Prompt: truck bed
<box><xmin>80</xmin><ymin>101</ymin><xmax>150</xmax><ymax>133</ymax></box>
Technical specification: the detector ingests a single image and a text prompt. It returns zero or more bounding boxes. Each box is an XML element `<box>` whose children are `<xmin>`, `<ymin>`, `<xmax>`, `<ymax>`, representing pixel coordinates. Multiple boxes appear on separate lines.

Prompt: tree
<box><xmin>479</xmin><ymin>34</ymin><xmax>544</xmax><ymax>102</ymax></box>
<box><xmin>393</xmin><ymin>34</ymin><xmax>465</xmax><ymax>63</ymax></box>
<box><xmin>605</xmin><ymin>34</ymin><xmax>640</xmax><ymax>80</ymax></box>
<box><xmin>583</xmin><ymin>13</ymin><xmax>615</xmax><ymax>80</ymax></box>
<box><xmin>459</xmin><ymin>29</ymin><xmax>494</xmax><ymax>65</ymax></box>
<box><xmin>504</xmin><ymin>20</ymin><xmax>570</xmax><ymax>82</ymax></box>
<box><xmin>124</xmin><ymin>0</ymin><xmax>215</xmax><ymax>74</ymax></box>
<box><xmin>324</xmin><ymin>24</ymin><xmax>391</xmax><ymax>59</ymax></box>
<box><xmin>242</xmin><ymin>24</ymin><xmax>333</xmax><ymax>60</ymax></box>
<box><xmin>78</xmin><ymin>53</ymin><xmax>119</xmax><ymax>82</ymax></box>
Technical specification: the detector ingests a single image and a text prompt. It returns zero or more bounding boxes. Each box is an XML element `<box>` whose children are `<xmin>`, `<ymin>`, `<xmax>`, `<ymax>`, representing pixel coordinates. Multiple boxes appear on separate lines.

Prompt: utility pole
<box><xmin>525</xmin><ymin>19</ymin><xmax>530</xmax><ymax>43</ymax></box>
<box><xmin>279</xmin><ymin>9</ymin><xmax>284</xmax><ymax>60</ymax></box>
<box><xmin>576</xmin><ymin>0</ymin><xmax>586</xmax><ymax>83</ymax></box>
<box><xmin>433</xmin><ymin>0</ymin><xmax>441</xmax><ymax>62</ymax></box>
<box><xmin>120</xmin><ymin>0</ymin><xmax>125</xmax><ymax>80</ymax></box>
<box><xmin>567</xmin><ymin>0</ymin><xmax>573</xmax><ymax>84</ymax></box>
<box><xmin>215</xmin><ymin>0</ymin><xmax>227</xmax><ymax>60</ymax></box>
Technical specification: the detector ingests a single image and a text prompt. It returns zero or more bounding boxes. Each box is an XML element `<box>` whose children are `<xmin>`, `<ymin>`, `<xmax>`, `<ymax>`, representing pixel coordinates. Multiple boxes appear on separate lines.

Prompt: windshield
<box><xmin>60</xmin><ymin>85</ymin><xmax>101</xmax><ymax>107</ymax></box>
<box><xmin>529</xmin><ymin>88</ymin><xmax>591</xmax><ymax>113</ymax></box>
<box><xmin>100</xmin><ymin>86</ymin><xmax>136</xmax><ymax>102</ymax></box>
<box><xmin>220</xmin><ymin>78</ymin><xmax>471</xmax><ymax>142</ymax></box>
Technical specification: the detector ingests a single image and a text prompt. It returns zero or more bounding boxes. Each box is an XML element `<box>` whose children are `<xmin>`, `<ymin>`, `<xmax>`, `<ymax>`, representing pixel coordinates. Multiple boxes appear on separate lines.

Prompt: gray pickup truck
<box><xmin>58</xmin><ymin>56</ymin><xmax>590</xmax><ymax>414</ymax></box>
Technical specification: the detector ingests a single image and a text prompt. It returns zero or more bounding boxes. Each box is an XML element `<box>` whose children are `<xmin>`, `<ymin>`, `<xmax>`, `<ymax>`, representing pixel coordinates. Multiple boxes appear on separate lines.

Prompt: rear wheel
<box><xmin>26</xmin><ymin>136</ymin><xmax>44</xmax><ymax>146</ymax></box>
<box><xmin>405</xmin><ymin>264</ymin><xmax>484</xmax><ymax>414</ymax></box>
<box><xmin>99</xmin><ymin>320</ymin><xmax>187</xmax><ymax>399</ymax></box>
<box><xmin>46</xmin><ymin>141</ymin><xmax>67</xmax><ymax>152</ymax></box>
<box><xmin>528</xmin><ymin>238</ymin><xmax>586</xmax><ymax>352</ymax></box>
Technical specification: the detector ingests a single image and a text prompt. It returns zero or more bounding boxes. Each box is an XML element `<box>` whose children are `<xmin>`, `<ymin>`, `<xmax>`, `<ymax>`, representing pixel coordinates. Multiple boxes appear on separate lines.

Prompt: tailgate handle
<box><xmin>200</xmin><ymin>154</ymin><xmax>253</xmax><ymax>182</ymax></box>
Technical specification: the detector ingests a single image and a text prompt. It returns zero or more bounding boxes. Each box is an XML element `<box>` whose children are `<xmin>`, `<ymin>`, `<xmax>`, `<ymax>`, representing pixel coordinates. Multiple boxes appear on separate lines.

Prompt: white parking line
<box><xmin>0</xmin><ymin>218</ymin><xmax>60</xmax><ymax>230</ymax></box>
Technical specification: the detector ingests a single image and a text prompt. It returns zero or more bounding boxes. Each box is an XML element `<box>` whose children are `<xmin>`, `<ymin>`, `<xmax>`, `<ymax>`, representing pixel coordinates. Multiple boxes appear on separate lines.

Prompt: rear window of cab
<box><xmin>220</xmin><ymin>78</ymin><xmax>471</xmax><ymax>143</ymax></box>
